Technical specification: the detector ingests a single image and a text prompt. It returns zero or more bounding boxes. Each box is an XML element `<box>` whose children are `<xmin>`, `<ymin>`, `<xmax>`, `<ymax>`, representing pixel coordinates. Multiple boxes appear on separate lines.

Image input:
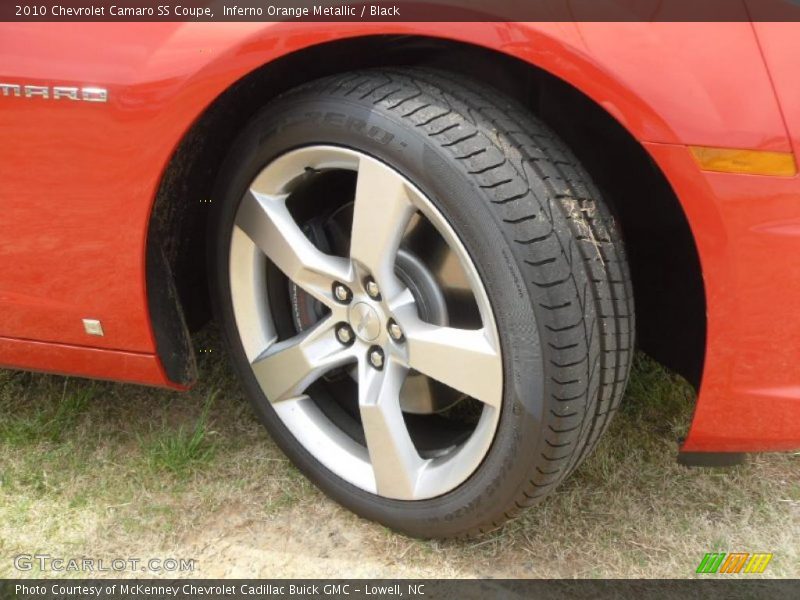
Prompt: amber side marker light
<box><xmin>690</xmin><ymin>146</ymin><xmax>797</xmax><ymax>177</ymax></box>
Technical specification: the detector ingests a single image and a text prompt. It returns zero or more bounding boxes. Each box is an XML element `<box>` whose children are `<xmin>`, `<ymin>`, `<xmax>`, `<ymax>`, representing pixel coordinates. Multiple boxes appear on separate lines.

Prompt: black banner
<box><xmin>1</xmin><ymin>579</ymin><xmax>798</xmax><ymax>600</ymax></box>
<box><xmin>3</xmin><ymin>0</ymin><xmax>800</xmax><ymax>22</ymax></box>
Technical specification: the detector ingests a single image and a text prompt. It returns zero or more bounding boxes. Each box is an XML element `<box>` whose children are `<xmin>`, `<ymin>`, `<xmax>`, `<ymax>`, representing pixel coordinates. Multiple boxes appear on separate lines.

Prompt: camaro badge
<box><xmin>0</xmin><ymin>83</ymin><xmax>107</xmax><ymax>102</ymax></box>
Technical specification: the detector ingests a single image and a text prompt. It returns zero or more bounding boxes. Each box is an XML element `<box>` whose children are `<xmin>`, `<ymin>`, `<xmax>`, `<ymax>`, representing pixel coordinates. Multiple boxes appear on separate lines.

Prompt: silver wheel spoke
<box><xmin>396</xmin><ymin>307</ymin><xmax>502</xmax><ymax>408</ymax></box>
<box><xmin>236</xmin><ymin>190</ymin><xmax>351</xmax><ymax>305</ymax></box>
<box><xmin>252</xmin><ymin>318</ymin><xmax>354</xmax><ymax>403</ymax></box>
<box><xmin>359</xmin><ymin>359</ymin><xmax>426</xmax><ymax>499</ymax></box>
<box><xmin>350</xmin><ymin>156</ymin><xmax>416</xmax><ymax>299</ymax></box>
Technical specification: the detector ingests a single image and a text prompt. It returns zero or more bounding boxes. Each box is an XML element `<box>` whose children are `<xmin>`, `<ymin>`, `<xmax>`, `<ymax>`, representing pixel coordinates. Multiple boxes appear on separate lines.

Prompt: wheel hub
<box><xmin>349</xmin><ymin>302</ymin><xmax>382</xmax><ymax>342</ymax></box>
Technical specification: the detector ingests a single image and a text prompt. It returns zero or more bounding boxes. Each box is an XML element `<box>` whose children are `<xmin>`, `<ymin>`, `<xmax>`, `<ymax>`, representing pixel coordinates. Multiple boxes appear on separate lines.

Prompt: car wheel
<box><xmin>209</xmin><ymin>69</ymin><xmax>634</xmax><ymax>538</ymax></box>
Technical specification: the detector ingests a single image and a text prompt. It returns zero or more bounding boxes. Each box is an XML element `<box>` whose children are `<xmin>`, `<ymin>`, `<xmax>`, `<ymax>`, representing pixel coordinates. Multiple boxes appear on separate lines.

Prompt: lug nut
<box><xmin>387</xmin><ymin>319</ymin><xmax>404</xmax><ymax>342</ymax></box>
<box><xmin>332</xmin><ymin>282</ymin><xmax>352</xmax><ymax>304</ymax></box>
<box><xmin>364</xmin><ymin>278</ymin><xmax>381</xmax><ymax>300</ymax></box>
<box><xmin>335</xmin><ymin>323</ymin><xmax>355</xmax><ymax>345</ymax></box>
<box><xmin>368</xmin><ymin>346</ymin><xmax>385</xmax><ymax>370</ymax></box>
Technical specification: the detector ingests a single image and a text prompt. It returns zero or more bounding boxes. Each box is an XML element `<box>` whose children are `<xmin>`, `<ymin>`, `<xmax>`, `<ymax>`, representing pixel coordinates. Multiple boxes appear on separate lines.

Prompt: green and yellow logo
<box><xmin>696</xmin><ymin>552</ymin><xmax>773</xmax><ymax>574</ymax></box>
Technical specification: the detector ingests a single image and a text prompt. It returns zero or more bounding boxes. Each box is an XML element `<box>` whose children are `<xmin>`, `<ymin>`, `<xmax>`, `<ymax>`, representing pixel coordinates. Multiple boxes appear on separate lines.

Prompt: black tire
<box><xmin>209</xmin><ymin>68</ymin><xmax>634</xmax><ymax>538</ymax></box>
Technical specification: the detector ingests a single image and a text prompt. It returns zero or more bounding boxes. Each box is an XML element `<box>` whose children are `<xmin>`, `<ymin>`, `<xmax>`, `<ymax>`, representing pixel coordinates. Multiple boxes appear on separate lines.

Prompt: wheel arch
<box><xmin>146</xmin><ymin>33</ymin><xmax>706</xmax><ymax>390</ymax></box>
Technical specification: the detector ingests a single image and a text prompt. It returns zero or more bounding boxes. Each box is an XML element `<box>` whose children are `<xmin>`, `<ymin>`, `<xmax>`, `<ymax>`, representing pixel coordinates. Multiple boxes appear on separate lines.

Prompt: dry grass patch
<box><xmin>1</xmin><ymin>329</ymin><xmax>798</xmax><ymax>578</ymax></box>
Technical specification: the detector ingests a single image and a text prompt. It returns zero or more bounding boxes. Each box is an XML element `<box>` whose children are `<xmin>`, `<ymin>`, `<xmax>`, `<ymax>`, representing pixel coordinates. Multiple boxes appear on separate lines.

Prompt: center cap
<box><xmin>349</xmin><ymin>302</ymin><xmax>381</xmax><ymax>342</ymax></box>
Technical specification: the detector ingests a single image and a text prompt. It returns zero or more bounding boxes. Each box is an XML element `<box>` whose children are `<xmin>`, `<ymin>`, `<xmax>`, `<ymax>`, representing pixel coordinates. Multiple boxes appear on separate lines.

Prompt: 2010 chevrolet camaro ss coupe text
<box><xmin>1</xmin><ymin>20</ymin><xmax>798</xmax><ymax>537</ymax></box>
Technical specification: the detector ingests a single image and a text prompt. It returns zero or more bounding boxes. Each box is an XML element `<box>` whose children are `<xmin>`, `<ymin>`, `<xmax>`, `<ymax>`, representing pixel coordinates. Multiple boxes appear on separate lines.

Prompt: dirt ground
<box><xmin>1</xmin><ymin>330</ymin><xmax>798</xmax><ymax>579</ymax></box>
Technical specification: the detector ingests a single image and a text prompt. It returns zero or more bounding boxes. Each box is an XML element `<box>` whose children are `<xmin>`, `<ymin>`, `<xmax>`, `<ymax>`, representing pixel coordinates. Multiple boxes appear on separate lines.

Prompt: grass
<box><xmin>0</xmin><ymin>381</ymin><xmax>93</xmax><ymax>446</ymax></box>
<box><xmin>0</xmin><ymin>328</ymin><xmax>798</xmax><ymax>578</ymax></box>
<box><xmin>139</xmin><ymin>391</ymin><xmax>218</xmax><ymax>477</ymax></box>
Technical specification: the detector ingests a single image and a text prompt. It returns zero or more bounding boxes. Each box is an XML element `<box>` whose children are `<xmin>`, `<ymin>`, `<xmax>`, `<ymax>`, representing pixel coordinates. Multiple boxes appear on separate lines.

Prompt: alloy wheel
<box><xmin>228</xmin><ymin>146</ymin><xmax>503</xmax><ymax>500</ymax></box>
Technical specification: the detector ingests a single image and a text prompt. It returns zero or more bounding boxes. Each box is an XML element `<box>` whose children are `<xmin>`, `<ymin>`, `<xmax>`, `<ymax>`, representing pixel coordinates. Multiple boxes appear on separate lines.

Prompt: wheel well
<box><xmin>147</xmin><ymin>34</ymin><xmax>706</xmax><ymax>388</ymax></box>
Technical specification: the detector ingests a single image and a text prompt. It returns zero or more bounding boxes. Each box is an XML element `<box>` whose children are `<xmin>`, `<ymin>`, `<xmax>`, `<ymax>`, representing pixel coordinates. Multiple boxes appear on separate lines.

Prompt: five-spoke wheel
<box><xmin>211</xmin><ymin>69</ymin><xmax>633</xmax><ymax>537</ymax></box>
<box><xmin>230</xmin><ymin>147</ymin><xmax>502</xmax><ymax>500</ymax></box>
